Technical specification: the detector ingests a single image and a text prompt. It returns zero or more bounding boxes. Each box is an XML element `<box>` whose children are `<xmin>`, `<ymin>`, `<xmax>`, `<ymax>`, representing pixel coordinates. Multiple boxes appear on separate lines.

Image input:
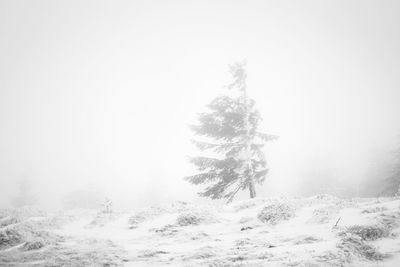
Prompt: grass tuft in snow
<box><xmin>21</xmin><ymin>240</ymin><xmax>46</xmax><ymax>251</ymax></box>
<box><xmin>238</xmin><ymin>216</ymin><xmax>253</xmax><ymax>224</ymax></box>
<box><xmin>176</xmin><ymin>210</ymin><xmax>217</xmax><ymax>226</ymax></box>
<box><xmin>0</xmin><ymin>221</ymin><xmax>63</xmax><ymax>250</ymax></box>
<box><xmin>128</xmin><ymin>206</ymin><xmax>166</xmax><ymax>228</ymax></box>
<box><xmin>233</xmin><ymin>198</ymin><xmax>269</xmax><ymax>211</ymax></box>
<box><xmin>377</xmin><ymin>211</ymin><xmax>400</xmax><ymax>230</ymax></box>
<box><xmin>137</xmin><ymin>249</ymin><xmax>169</xmax><ymax>258</ymax></box>
<box><xmin>183</xmin><ymin>246</ymin><xmax>217</xmax><ymax>261</ymax></box>
<box><xmin>361</xmin><ymin>206</ymin><xmax>388</xmax><ymax>214</ymax></box>
<box><xmin>293</xmin><ymin>235</ymin><xmax>323</xmax><ymax>245</ymax></box>
<box><xmin>337</xmin><ymin>235</ymin><xmax>387</xmax><ymax>261</ymax></box>
<box><xmin>87</xmin><ymin>212</ymin><xmax>117</xmax><ymax>228</ymax></box>
<box><xmin>257</xmin><ymin>202</ymin><xmax>295</xmax><ymax>225</ymax></box>
<box><xmin>0</xmin><ymin>216</ymin><xmax>21</xmax><ymax>228</ymax></box>
<box><xmin>0</xmin><ymin>228</ymin><xmax>24</xmax><ymax>249</ymax></box>
<box><xmin>307</xmin><ymin>205</ymin><xmax>339</xmax><ymax>224</ymax></box>
<box><xmin>339</xmin><ymin>225</ymin><xmax>390</xmax><ymax>241</ymax></box>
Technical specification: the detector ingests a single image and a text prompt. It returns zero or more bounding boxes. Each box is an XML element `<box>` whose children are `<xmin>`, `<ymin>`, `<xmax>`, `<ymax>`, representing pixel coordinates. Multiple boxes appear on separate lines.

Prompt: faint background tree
<box><xmin>101</xmin><ymin>198</ymin><xmax>113</xmax><ymax>213</ymax></box>
<box><xmin>61</xmin><ymin>189</ymin><xmax>105</xmax><ymax>210</ymax></box>
<box><xmin>11</xmin><ymin>175</ymin><xmax>37</xmax><ymax>208</ymax></box>
<box><xmin>382</xmin><ymin>139</ymin><xmax>400</xmax><ymax>196</ymax></box>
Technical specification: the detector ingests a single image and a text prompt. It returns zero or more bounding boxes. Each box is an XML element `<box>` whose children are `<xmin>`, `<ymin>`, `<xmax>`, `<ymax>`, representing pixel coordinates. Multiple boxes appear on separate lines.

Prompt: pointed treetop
<box><xmin>228</xmin><ymin>60</ymin><xmax>247</xmax><ymax>91</ymax></box>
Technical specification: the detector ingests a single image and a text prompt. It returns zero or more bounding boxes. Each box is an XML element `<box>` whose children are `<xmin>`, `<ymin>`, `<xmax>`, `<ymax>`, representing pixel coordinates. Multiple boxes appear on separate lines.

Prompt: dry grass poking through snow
<box><xmin>337</xmin><ymin>235</ymin><xmax>387</xmax><ymax>261</ymax></box>
<box><xmin>257</xmin><ymin>202</ymin><xmax>295</xmax><ymax>225</ymax></box>
<box><xmin>339</xmin><ymin>225</ymin><xmax>391</xmax><ymax>241</ymax></box>
<box><xmin>176</xmin><ymin>210</ymin><xmax>218</xmax><ymax>226</ymax></box>
<box><xmin>2</xmin><ymin>197</ymin><xmax>400</xmax><ymax>266</ymax></box>
<box><xmin>334</xmin><ymin>203</ymin><xmax>400</xmax><ymax>264</ymax></box>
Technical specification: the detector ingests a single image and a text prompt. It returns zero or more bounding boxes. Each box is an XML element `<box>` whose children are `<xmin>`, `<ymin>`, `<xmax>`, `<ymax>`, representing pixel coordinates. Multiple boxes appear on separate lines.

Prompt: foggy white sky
<box><xmin>1</xmin><ymin>0</ymin><xmax>400</xmax><ymax>209</ymax></box>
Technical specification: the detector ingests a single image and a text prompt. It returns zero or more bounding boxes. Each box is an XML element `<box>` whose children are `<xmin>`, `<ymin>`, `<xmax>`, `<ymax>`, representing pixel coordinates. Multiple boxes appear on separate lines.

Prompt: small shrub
<box><xmin>307</xmin><ymin>205</ymin><xmax>339</xmax><ymax>224</ymax></box>
<box><xmin>257</xmin><ymin>202</ymin><xmax>295</xmax><ymax>225</ymax></box>
<box><xmin>150</xmin><ymin>224</ymin><xmax>179</xmax><ymax>237</ymax></box>
<box><xmin>128</xmin><ymin>214</ymin><xmax>147</xmax><ymax>227</ymax></box>
<box><xmin>238</xmin><ymin>217</ymin><xmax>253</xmax><ymax>224</ymax></box>
<box><xmin>337</xmin><ymin>235</ymin><xmax>386</xmax><ymax>261</ymax></box>
<box><xmin>233</xmin><ymin>199</ymin><xmax>268</xmax><ymax>211</ymax></box>
<box><xmin>312</xmin><ymin>194</ymin><xmax>341</xmax><ymax>204</ymax></box>
<box><xmin>0</xmin><ymin>216</ymin><xmax>21</xmax><ymax>228</ymax></box>
<box><xmin>128</xmin><ymin>206</ymin><xmax>166</xmax><ymax>228</ymax></box>
<box><xmin>0</xmin><ymin>228</ymin><xmax>24</xmax><ymax>248</ymax></box>
<box><xmin>339</xmin><ymin>225</ymin><xmax>390</xmax><ymax>241</ymax></box>
<box><xmin>234</xmin><ymin>238</ymin><xmax>253</xmax><ymax>247</ymax></box>
<box><xmin>87</xmin><ymin>213</ymin><xmax>116</xmax><ymax>228</ymax></box>
<box><xmin>138</xmin><ymin>250</ymin><xmax>168</xmax><ymax>258</ymax></box>
<box><xmin>240</xmin><ymin>226</ymin><xmax>253</xmax><ymax>231</ymax></box>
<box><xmin>377</xmin><ymin>211</ymin><xmax>400</xmax><ymax>230</ymax></box>
<box><xmin>177</xmin><ymin>212</ymin><xmax>203</xmax><ymax>226</ymax></box>
<box><xmin>189</xmin><ymin>231</ymin><xmax>209</xmax><ymax>240</ymax></box>
<box><xmin>308</xmin><ymin>209</ymin><xmax>330</xmax><ymax>224</ymax></box>
<box><xmin>176</xmin><ymin>210</ymin><xmax>216</xmax><ymax>226</ymax></box>
<box><xmin>361</xmin><ymin>206</ymin><xmax>387</xmax><ymax>214</ymax></box>
<box><xmin>184</xmin><ymin>246</ymin><xmax>216</xmax><ymax>260</ymax></box>
<box><xmin>293</xmin><ymin>235</ymin><xmax>322</xmax><ymax>245</ymax></box>
<box><xmin>22</xmin><ymin>240</ymin><xmax>45</xmax><ymax>250</ymax></box>
<box><xmin>0</xmin><ymin>222</ymin><xmax>63</xmax><ymax>251</ymax></box>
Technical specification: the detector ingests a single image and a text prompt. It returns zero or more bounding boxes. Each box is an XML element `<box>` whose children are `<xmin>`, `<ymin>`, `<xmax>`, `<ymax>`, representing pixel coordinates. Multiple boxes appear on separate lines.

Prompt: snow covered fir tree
<box><xmin>185</xmin><ymin>62</ymin><xmax>277</xmax><ymax>202</ymax></box>
<box><xmin>11</xmin><ymin>175</ymin><xmax>37</xmax><ymax>208</ymax></box>
<box><xmin>383</xmin><ymin>140</ymin><xmax>400</xmax><ymax>196</ymax></box>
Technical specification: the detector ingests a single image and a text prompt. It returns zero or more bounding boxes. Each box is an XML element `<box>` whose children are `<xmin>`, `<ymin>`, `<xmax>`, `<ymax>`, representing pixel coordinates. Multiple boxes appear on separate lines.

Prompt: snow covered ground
<box><xmin>1</xmin><ymin>195</ymin><xmax>400</xmax><ymax>266</ymax></box>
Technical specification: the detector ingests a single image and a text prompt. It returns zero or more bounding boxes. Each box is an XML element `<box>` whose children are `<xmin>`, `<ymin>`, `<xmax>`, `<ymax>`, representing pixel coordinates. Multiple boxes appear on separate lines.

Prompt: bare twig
<box><xmin>333</xmin><ymin>217</ymin><xmax>341</xmax><ymax>228</ymax></box>
<box><xmin>227</xmin><ymin>185</ymin><xmax>242</xmax><ymax>203</ymax></box>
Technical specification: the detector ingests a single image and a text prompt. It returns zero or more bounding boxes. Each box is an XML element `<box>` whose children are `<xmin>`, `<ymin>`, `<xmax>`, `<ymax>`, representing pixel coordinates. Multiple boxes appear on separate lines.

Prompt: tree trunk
<box><xmin>249</xmin><ymin>179</ymin><xmax>256</xmax><ymax>198</ymax></box>
<box><xmin>241</xmin><ymin>67</ymin><xmax>256</xmax><ymax>200</ymax></box>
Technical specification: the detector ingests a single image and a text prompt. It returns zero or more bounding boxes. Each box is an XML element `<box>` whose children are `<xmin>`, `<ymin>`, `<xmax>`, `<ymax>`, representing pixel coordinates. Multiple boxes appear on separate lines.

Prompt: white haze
<box><xmin>0</xmin><ymin>0</ymin><xmax>400</xmax><ymax>210</ymax></box>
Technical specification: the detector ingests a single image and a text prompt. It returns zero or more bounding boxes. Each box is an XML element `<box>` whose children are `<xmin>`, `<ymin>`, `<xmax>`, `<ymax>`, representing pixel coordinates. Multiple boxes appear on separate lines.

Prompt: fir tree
<box><xmin>102</xmin><ymin>198</ymin><xmax>113</xmax><ymax>213</ymax></box>
<box><xmin>185</xmin><ymin>62</ymin><xmax>277</xmax><ymax>202</ymax></box>
<box><xmin>382</xmin><ymin>141</ymin><xmax>400</xmax><ymax>196</ymax></box>
<box><xmin>12</xmin><ymin>175</ymin><xmax>37</xmax><ymax>208</ymax></box>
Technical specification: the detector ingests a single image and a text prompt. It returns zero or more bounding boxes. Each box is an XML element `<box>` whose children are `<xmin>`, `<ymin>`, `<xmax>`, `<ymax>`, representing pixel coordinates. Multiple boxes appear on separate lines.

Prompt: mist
<box><xmin>1</xmin><ymin>0</ymin><xmax>400</xmax><ymax>211</ymax></box>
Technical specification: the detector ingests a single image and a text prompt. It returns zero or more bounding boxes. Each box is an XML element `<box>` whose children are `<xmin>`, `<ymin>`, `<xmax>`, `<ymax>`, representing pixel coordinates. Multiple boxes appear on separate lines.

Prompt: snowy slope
<box><xmin>1</xmin><ymin>195</ymin><xmax>400</xmax><ymax>266</ymax></box>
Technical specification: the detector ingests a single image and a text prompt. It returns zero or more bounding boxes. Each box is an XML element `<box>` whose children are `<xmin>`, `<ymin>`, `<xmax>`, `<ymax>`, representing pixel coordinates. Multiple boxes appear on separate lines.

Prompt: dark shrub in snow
<box><xmin>0</xmin><ymin>216</ymin><xmax>21</xmax><ymax>228</ymax></box>
<box><xmin>21</xmin><ymin>240</ymin><xmax>45</xmax><ymax>250</ymax></box>
<box><xmin>337</xmin><ymin>235</ymin><xmax>386</xmax><ymax>261</ymax></box>
<box><xmin>361</xmin><ymin>206</ymin><xmax>388</xmax><ymax>214</ymax></box>
<box><xmin>177</xmin><ymin>212</ymin><xmax>204</xmax><ymax>226</ymax></box>
<box><xmin>0</xmin><ymin>228</ymin><xmax>24</xmax><ymax>248</ymax></box>
<box><xmin>377</xmin><ymin>211</ymin><xmax>400</xmax><ymax>230</ymax></box>
<box><xmin>339</xmin><ymin>225</ymin><xmax>390</xmax><ymax>241</ymax></box>
<box><xmin>257</xmin><ymin>202</ymin><xmax>295</xmax><ymax>225</ymax></box>
<box><xmin>176</xmin><ymin>210</ymin><xmax>216</xmax><ymax>226</ymax></box>
<box><xmin>0</xmin><ymin>222</ymin><xmax>62</xmax><ymax>251</ymax></box>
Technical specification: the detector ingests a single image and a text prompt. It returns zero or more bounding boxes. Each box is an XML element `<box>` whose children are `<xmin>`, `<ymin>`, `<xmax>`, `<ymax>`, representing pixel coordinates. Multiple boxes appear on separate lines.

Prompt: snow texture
<box><xmin>1</xmin><ymin>196</ymin><xmax>400</xmax><ymax>266</ymax></box>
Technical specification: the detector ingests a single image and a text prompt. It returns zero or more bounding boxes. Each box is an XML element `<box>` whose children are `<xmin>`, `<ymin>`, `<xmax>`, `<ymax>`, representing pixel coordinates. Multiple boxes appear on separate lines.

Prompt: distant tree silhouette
<box><xmin>382</xmin><ymin>141</ymin><xmax>400</xmax><ymax>196</ymax></box>
<box><xmin>12</xmin><ymin>175</ymin><xmax>37</xmax><ymax>207</ymax></box>
<box><xmin>62</xmin><ymin>189</ymin><xmax>104</xmax><ymax>210</ymax></box>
